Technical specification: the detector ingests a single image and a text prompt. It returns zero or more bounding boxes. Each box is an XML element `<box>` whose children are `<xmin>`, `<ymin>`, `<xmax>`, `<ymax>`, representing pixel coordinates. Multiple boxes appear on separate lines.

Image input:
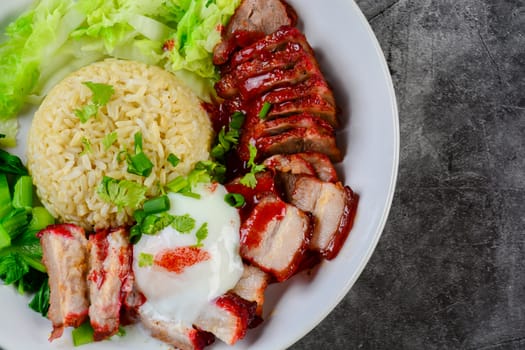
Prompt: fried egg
<box><xmin>133</xmin><ymin>183</ymin><xmax>244</xmax><ymax>325</ymax></box>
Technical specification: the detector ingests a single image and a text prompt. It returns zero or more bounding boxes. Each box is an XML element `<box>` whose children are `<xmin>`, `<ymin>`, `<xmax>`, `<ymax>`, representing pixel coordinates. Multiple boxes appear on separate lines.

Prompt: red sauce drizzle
<box><xmin>154</xmin><ymin>247</ymin><xmax>211</xmax><ymax>274</ymax></box>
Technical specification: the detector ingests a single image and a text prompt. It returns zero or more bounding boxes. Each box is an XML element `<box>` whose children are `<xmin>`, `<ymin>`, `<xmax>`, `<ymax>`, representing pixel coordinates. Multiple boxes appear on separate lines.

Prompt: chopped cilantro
<box><xmin>80</xmin><ymin>137</ymin><xmax>91</xmax><ymax>155</ymax></box>
<box><xmin>74</xmin><ymin>82</ymin><xmax>114</xmax><ymax>123</ymax></box>
<box><xmin>240</xmin><ymin>144</ymin><xmax>265</xmax><ymax>188</ymax></box>
<box><xmin>97</xmin><ymin>176</ymin><xmax>147</xmax><ymax>211</ymax></box>
<box><xmin>172</xmin><ymin>214</ymin><xmax>196</xmax><ymax>233</ymax></box>
<box><xmin>102</xmin><ymin>131</ymin><xmax>118</xmax><ymax>151</ymax></box>
<box><xmin>138</xmin><ymin>252</ymin><xmax>154</xmax><ymax>267</ymax></box>
<box><xmin>195</xmin><ymin>222</ymin><xmax>208</xmax><ymax>247</ymax></box>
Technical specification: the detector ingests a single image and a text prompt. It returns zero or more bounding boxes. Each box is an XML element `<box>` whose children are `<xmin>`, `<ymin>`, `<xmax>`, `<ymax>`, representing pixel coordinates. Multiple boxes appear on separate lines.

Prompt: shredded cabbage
<box><xmin>0</xmin><ymin>0</ymin><xmax>241</xmax><ymax>137</ymax></box>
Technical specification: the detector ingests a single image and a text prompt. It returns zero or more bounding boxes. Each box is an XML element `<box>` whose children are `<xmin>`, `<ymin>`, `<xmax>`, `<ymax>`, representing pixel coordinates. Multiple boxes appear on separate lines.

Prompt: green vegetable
<box><xmin>172</xmin><ymin>214</ymin><xmax>196</xmax><ymax>233</ymax></box>
<box><xmin>72</xmin><ymin>321</ymin><xmax>95</xmax><ymax>347</ymax></box>
<box><xmin>0</xmin><ymin>174</ymin><xmax>13</xmax><ymax>218</ymax></box>
<box><xmin>143</xmin><ymin>195</ymin><xmax>170</xmax><ymax>215</ymax></box>
<box><xmin>79</xmin><ymin>137</ymin><xmax>92</xmax><ymax>155</ymax></box>
<box><xmin>0</xmin><ymin>149</ymin><xmax>28</xmax><ymax>175</ymax></box>
<box><xmin>224</xmin><ymin>193</ymin><xmax>245</xmax><ymax>208</ymax></box>
<box><xmin>194</xmin><ymin>222</ymin><xmax>208</xmax><ymax>247</ymax></box>
<box><xmin>240</xmin><ymin>144</ymin><xmax>265</xmax><ymax>188</ymax></box>
<box><xmin>126</xmin><ymin>132</ymin><xmax>153</xmax><ymax>177</ymax></box>
<box><xmin>12</xmin><ymin>175</ymin><xmax>33</xmax><ymax>210</ymax></box>
<box><xmin>97</xmin><ymin>176</ymin><xmax>147</xmax><ymax>211</ymax></box>
<box><xmin>27</xmin><ymin>207</ymin><xmax>55</xmax><ymax>231</ymax></box>
<box><xmin>138</xmin><ymin>252</ymin><xmax>154</xmax><ymax>267</ymax></box>
<box><xmin>28</xmin><ymin>278</ymin><xmax>50</xmax><ymax>317</ymax></box>
<box><xmin>0</xmin><ymin>119</ymin><xmax>18</xmax><ymax>147</ymax></box>
<box><xmin>0</xmin><ymin>0</ymin><xmax>241</xmax><ymax>130</ymax></box>
<box><xmin>258</xmin><ymin>102</ymin><xmax>272</xmax><ymax>119</ymax></box>
<box><xmin>142</xmin><ymin>212</ymin><xmax>175</xmax><ymax>235</ymax></box>
<box><xmin>102</xmin><ymin>131</ymin><xmax>118</xmax><ymax>150</ymax></box>
<box><xmin>167</xmin><ymin>153</ymin><xmax>180</xmax><ymax>167</ymax></box>
<box><xmin>74</xmin><ymin>82</ymin><xmax>114</xmax><ymax>123</ymax></box>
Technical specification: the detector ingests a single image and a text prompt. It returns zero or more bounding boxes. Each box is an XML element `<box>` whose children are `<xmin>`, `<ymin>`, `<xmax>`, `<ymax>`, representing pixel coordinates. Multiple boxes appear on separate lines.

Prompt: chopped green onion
<box><xmin>138</xmin><ymin>252</ymin><xmax>154</xmax><ymax>267</ymax></box>
<box><xmin>166</xmin><ymin>176</ymin><xmax>189</xmax><ymax>193</ymax></box>
<box><xmin>143</xmin><ymin>195</ymin><xmax>170</xmax><ymax>215</ymax></box>
<box><xmin>127</xmin><ymin>152</ymin><xmax>153</xmax><ymax>177</ymax></box>
<box><xmin>12</xmin><ymin>176</ymin><xmax>33</xmax><ymax>210</ymax></box>
<box><xmin>142</xmin><ymin>213</ymin><xmax>175</xmax><ymax>235</ymax></box>
<box><xmin>224</xmin><ymin>193</ymin><xmax>245</xmax><ymax>208</ymax></box>
<box><xmin>258</xmin><ymin>102</ymin><xmax>272</xmax><ymax>119</ymax></box>
<box><xmin>28</xmin><ymin>207</ymin><xmax>55</xmax><ymax>231</ymax></box>
<box><xmin>167</xmin><ymin>153</ymin><xmax>180</xmax><ymax>167</ymax></box>
<box><xmin>129</xmin><ymin>225</ymin><xmax>142</xmax><ymax>245</ymax></box>
<box><xmin>134</xmin><ymin>132</ymin><xmax>143</xmax><ymax>153</ymax></box>
<box><xmin>230</xmin><ymin>111</ymin><xmax>246</xmax><ymax>130</ymax></box>
<box><xmin>72</xmin><ymin>321</ymin><xmax>95</xmax><ymax>347</ymax></box>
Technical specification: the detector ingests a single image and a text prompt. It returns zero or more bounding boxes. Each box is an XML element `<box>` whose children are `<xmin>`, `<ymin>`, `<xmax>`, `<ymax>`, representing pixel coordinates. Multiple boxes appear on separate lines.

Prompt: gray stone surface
<box><xmin>291</xmin><ymin>0</ymin><xmax>525</xmax><ymax>349</ymax></box>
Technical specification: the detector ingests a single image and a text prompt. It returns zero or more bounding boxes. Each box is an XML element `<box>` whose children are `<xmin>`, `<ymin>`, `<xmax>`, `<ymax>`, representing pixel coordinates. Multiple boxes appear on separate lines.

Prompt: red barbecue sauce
<box><xmin>154</xmin><ymin>247</ymin><xmax>211</xmax><ymax>274</ymax></box>
<box><xmin>239</xmin><ymin>200</ymin><xmax>286</xmax><ymax>249</ymax></box>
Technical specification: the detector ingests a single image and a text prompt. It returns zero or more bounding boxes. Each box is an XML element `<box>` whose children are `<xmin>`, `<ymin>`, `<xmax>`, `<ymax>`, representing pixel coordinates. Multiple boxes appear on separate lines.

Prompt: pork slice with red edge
<box><xmin>87</xmin><ymin>227</ymin><xmax>132</xmax><ymax>341</ymax></box>
<box><xmin>266</xmin><ymin>94</ymin><xmax>338</xmax><ymax>127</ymax></box>
<box><xmin>140</xmin><ymin>309</ymin><xmax>215</xmax><ymax>350</ymax></box>
<box><xmin>231</xmin><ymin>264</ymin><xmax>270</xmax><ymax>317</ymax></box>
<box><xmin>194</xmin><ymin>292</ymin><xmax>257</xmax><ymax>345</ymax></box>
<box><xmin>263</xmin><ymin>153</ymin><xmax>317</xmax><ymax>178</ymax></box>
<box><xmin>38</xmin><ymin>223</ymin><xmax>89</xmax><ymax>341</ymax></box>
<box><xmin>213</xmin><ymin>0</ymin><xmax>297</xmax><ymax>65</ymax></box>
<box><xmin>239</xmin><ymin>194</ymin><xmax>312</xmax><ymax>282</ymax></box>
<box><xmin>282</xmin><ymin>174</ymin><xmax>359</xmax><ymax>259</ymax></box>
<box><xmin>296</xmin><ymin>152</ymin><xmax>339</xmax><ymax>183</ymax></box>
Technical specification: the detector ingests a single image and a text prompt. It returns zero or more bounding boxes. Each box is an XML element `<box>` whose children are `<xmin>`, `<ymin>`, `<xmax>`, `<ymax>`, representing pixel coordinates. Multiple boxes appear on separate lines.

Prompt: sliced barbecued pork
<box><xmin>281</xmin><ymin>174</ymin><xmax>359</xmax><ymax>259</ymax></box>
<box><xmin>87</xmin><ymin>227</ymin><xmax>133</xmax><ymax>341</ymax></box>
<box><xmin>231</xmin><ymin>264</ymin><xmax>269</xmax><ymax>317</ymax></box>
<box><xmin>140</xmin><ymin>309</ymin><xmax>215</xmax><ymax>350</ymax></box>
<box><xmin>263</xmin><ymin>152</ymin><xmax>339</xmax><ymax>183</ymax></box>
<box><xmin>266</xmin><ymin>94</ymin><xmax>338</xmax><ymax>126</ymax></box>
<box><xmin>213</xmin><ymin>0</ymin><xmax>297</xmax><ymax>65</ymax></box>
<box><xmin>38</xmin><ymin>224</ymin><xmax>89</xmax><ymax>341</ymax></box>
<box><xmin>194</xmin><ymin>293</ymin><xmax>257</xmax><ymax>345</ymax></box>
<box><xmin>239</xmin><ymin>194</ymin><xmax>312</xmax><ymax>281</ymax></box>
<box><xmin>256</xmin><ymin>122</ymin><xmax>342</xmax><ymax>162</ymax></box>
<box><xmin>297</xmin><ymin>152</ymin><xmax>339</xmax><ymax>183</ymax></box>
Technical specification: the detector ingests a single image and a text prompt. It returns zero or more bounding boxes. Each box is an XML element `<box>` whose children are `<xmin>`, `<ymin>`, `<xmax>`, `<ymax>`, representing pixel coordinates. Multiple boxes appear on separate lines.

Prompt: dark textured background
<box><xmin>291</xmin><ymin>0</ymin><xmax>525</xmax><ymax>349</ymax></box>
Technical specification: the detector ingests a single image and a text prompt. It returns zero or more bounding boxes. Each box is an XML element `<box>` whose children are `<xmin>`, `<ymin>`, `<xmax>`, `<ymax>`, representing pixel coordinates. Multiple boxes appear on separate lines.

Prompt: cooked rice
<box><xmin>27</xmin><ymin>59</ymin><xmax>213</xmax><ymax>230</ymax></box>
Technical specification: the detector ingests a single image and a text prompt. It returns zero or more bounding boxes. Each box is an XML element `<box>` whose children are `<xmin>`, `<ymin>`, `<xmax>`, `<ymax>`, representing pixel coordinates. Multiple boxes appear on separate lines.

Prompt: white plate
<box><xmin>0</xmin><ymin>0</ymin><xmax>399</xmax><ymax>349</ymax></box>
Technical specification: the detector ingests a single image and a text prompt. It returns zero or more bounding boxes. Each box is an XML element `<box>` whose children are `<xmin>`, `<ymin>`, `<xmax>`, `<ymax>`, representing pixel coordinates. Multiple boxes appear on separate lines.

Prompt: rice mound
<box><xmin>27</xmin><ymin>59</ymin><xmax>213</xmax><ymax>230</ymax></box>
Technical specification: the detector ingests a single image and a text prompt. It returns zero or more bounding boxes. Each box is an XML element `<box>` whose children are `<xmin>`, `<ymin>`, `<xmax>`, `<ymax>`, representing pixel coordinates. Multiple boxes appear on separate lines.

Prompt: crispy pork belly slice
<box><xmin>38</xmin><ymin>224</ymin><xmax>89</xmax><ymax>341</ymax></box>
<box><xmin>261</xmin><ymin>74</ymin><xmax>336</xmax><ymax>107</ymax></box>
<box><xmin>194</xmin><ymin>293</ymin><xmax>257</xmax><ymax>345</ymax></box>
<box><xmin>230</xmin><ymin>26</ymin><xmax>314</xmax><ymax>67</ymax></box>
<box><xmin>267</xmin><ymin>94</ymin><xmax>338</xmax><ymax>127</ymax></box>
<box><xmin>297</xmin><ymin>152</ymin><xmax>339</xmax><ymax>183</ymax></box>
<box><xmin>263</xmin><ymin>154</ymin><xmax>317</xmax><ymax>177</ymax></box>
<box><xmin>87</xmin><ymin>227</ymin><xmax>132</xmax><ymax>341</ymax></box>
<box><xmin>257</xmin><ymin>113</ymin><xmax>334</xmax><ymax>136</ymax></box>
<box><xmin>256</xmin><ymin>124</ymin><xmax>342</xmax><ymax>162</ymax></box>
<box><xmin>240</xmin><ymin>195</ymin><xmax>312</xmax><ymax>281</ymax></box>
<box><xmin>231</xmin><ymin>265</ymin><xmax>269</xmax><ymax>316</ymax></box>
<box><xmin>283</xmin><ymin>175</ymin><xmax>359</xmax><ymax>259</ymax></box>
<box><xmin>140</xmin><ymin>310</ymin><xmax>215</xmax><ymax>350</ymax></box>
<box><xmin>213</xmin><ymin>0</ymin><xmax>297</xmax><ymax>65</ymax></box>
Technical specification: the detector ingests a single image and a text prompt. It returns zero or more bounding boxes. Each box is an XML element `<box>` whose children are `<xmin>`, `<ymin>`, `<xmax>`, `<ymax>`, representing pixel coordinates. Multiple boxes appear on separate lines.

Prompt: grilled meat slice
<box><xmin>38</xmin><ymin>224</ymin><xmax>89</xmax><ymax>341</ymax></box>
<box><xmin>282</xmin><ymin>174</ymin><xmax>359</xmax><ymax>259</ymax></box>
<box><xmin>194</xmin><ymin>293</ymin><xmax>257</xmax><ymax>345</ymax></box>
<box><xmin>140</xmin><ymin>309</ymin><xmax>215</xmax><ymax>350</ymax></box>
<box><xmin>297</xmin><ymin>152</ymin><xmax>339</xmax><ymax>183</ymax></box>
<box><xmin>213</xmin><ymin>0</ymin><xmax>297</xmax><ymax>65</ymax></box>
<box><xmin>239</xmin><ymin>195</ymin><xmax>312</xmax><ymax>281</ymax></box>
<box><xmin>216</xmin><ymin>43</ymin><xmax>310</xmax><ymax>98</ymax></box>
<box><xmin>261</xmin><ymin>74</ymin><xmax>336</xmax><ymax>108</ymax></box>
<box><xmin>87</xmin><ymin>227</ymin><xmax>132</xmax><ymax>341</ymax></box>
<box><xmin>257</xmin><ymin>113</ymin><xmax>334</xmax><ymax>136</ymax></box>
<box><xmin>263</xmin><ymin>154</ymin><xmax>317</xmax><ymax>177</ymax></box>
<box><xmin>256</xmin><ymin>123</ymin><xmax>342</xmax><ymax>162</ymax></box>
<box><xmin>231</xmin><ymin>265</ymin><xmax>269</xmax><ymax>317</ymax></box>
<box><xmin>266</xmin><ymin>94</ymin><xmax>338</xmax><ymax>127</ymax></box>
<box><xmin>229</xmin><ymin>26</ymin><xmax>314</xmax><ymax>67</ymax></box>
